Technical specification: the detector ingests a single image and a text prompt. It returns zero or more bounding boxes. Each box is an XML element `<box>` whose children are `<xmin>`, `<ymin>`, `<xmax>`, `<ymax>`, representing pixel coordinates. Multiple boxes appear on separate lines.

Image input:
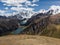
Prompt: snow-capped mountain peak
<box><xmin>38</xmin><ymin>5</ymin><xmax>60</xmax><ymax>15</ymax></box>
<box><xmin>16</xmin><ymin>10</ymin><xmax>35</xmax><ymax>20</ymax></box>
<box><xmin>48</xmin><ymin>5</ymin><xmax>60</xmax><ymax>15</ymax></box>
<box><xmin>38</xmin><ymin>9</ymin><xmax>47</xmax><ymax>13</ymax></box>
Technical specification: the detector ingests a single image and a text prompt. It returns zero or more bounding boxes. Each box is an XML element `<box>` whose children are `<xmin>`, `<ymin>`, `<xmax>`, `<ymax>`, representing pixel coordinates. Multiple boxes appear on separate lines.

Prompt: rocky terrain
<box><xmin>18</xmin><ymin>13</ymin><xmax>60</xmax><ymax>38</ymax></box>
<box><xmin>0</xmin><ymin>17</ymin><xmax>19</xmax><ymax>36</ymax></box>
<box><xmin>0</xmin><ymin>13</ymin><xmax>60</xmax><ymax>38</ymax></box>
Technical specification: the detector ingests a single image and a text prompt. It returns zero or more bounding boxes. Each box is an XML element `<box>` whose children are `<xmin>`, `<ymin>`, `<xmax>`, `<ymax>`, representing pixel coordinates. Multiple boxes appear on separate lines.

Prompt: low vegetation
<box><xmin>41</xmin><ymin>24</ymin><xmax>60</xmax><ymax>38</ymax></box>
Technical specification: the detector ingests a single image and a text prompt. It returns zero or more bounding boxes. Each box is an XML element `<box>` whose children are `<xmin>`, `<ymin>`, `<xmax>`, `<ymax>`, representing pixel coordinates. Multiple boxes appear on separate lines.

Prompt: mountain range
<box><xmin>0</xmin><ymin>7</ymin><xmax>60</xmax><ymax>37</ymax></box>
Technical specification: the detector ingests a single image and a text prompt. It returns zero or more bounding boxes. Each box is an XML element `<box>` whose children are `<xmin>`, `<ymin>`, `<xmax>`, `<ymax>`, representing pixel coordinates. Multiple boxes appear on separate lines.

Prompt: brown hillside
<box><xmin>0</xmin><ymin>35</ymin><xmax>60</xmax><ymax>45</ymax></box>
<box><xmin>49</xmin><ymin>14</ymin><xmax>60</xmax><ymax>24</ymax></box>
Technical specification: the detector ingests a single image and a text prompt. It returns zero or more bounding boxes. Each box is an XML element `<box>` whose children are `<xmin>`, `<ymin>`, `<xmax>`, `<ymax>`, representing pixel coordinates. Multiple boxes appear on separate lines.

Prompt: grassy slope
<box><xmin>41</xmin><ymin>24</ymin><xmax>60</xmax><ymax>38</ymax></box>
<box><xmin>40</xmin><ymin>14</ymin><xmax>60</xmax><ymax>38</ymax></box>
<box><xmin>0</xmin><ymin>35</ymin><xmax>60</xmax><ymax>45</ymax></box>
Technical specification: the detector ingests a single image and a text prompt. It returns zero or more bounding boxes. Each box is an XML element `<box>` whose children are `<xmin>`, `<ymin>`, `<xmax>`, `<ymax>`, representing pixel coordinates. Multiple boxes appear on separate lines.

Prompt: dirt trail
<box><xmin>0</xmin><ymin>35</ymin><xmax>60</xmax><ymax>45</ymax></box>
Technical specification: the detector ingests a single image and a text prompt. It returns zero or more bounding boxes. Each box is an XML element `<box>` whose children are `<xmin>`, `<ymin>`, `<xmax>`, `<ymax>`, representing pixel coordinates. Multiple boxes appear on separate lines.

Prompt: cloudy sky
<box><xmin>0</xmin><ymin>0</ymin><xmax>60</xmax><ymax>16</ymax></box>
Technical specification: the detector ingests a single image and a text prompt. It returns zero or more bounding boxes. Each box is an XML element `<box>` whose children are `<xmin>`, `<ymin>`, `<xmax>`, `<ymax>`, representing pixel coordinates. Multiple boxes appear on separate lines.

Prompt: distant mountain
<box><xmin>0</xmin><ymin>7</ymin><xmax>60</xmax><ymax>26</ymax></box>
<box><xmin>0</xmin><ymin>7</ymin><xmax>60</xmax><ymax>36</ymax></box>
<box><xmin>49</xmin><ymin>5</ymin><xmax>60</xmax><ymax>15</ymax></box>
<box><xmin>38</xmin><ymin>6</ymin><xmax>60</xmax><ymax>15</ymax></box>
<box><xmin>0</xmin><ymin>7</ymin><xmax>60</xmax><ymax>22</ymax></box>
<box><xmin>0</xmin><ymin>18</ymin><xmax>19</xmax><ymax>36</ymax></box>
<box><xmin>14</xmin><ymin>10</ymin><xmax>35</xmax><ymax>19</ymax></box>
<box><xmin>18</xmin><ymin>13</ymin><xmax>60</xmax><ymax>38</ymax></box>
<box><xmin>7</xmin><ymin>9</ymin><xmax>60</xmax><ymax>26</ymax></box>
<box><xmin>0</xmin><ymin>15</ymin><xmax>7</xmax><ymax>19</ymax></box>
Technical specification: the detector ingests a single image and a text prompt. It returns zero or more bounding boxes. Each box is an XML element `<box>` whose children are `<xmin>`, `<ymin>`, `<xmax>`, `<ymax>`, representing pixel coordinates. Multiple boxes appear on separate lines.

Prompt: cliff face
<box><xmin>20</xmin><ymin>14</ymin><xmax>50</xmax><ymax>35</ymax></box>
<box><xmin>0</xmin><ymin>18</ymin><xmax>19</xmax><ymax>36</ymax></box>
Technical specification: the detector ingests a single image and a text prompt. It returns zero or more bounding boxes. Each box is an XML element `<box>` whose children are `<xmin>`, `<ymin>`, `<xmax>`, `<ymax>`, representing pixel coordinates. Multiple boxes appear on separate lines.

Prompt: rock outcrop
<box><xmin>0</xmin><ymin>18</ymin><xmax>19</xmax><ymax>36</ymax></box>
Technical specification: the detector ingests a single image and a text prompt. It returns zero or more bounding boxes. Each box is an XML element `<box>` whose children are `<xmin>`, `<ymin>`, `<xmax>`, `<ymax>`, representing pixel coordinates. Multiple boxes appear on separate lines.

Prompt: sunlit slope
<box><xmin>0</xmin><ymin>35</ymin><xmax>60</xmax><ymax>45</ymax></box>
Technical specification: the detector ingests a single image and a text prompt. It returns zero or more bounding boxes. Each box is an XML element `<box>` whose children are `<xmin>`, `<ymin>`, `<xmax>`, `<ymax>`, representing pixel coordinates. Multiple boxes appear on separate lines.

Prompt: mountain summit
<box><xmin>38</xmin><ymin>5</ymin><xmax>60</xmax><ymax>15</ymax></box>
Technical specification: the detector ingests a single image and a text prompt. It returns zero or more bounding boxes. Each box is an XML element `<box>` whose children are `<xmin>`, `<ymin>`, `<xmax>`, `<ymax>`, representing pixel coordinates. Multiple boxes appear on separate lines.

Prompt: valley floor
<box><xmin>0</xmin><ymin>35</ymin><xmax>60</xmax><ymax>45</ymax></box>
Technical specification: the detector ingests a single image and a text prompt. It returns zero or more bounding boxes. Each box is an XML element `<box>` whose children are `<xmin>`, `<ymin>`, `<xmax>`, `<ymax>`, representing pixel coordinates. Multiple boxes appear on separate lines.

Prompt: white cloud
<box><xmin>31</xmin><ymin>4</ymin><xmax>38</xmax><ymax>6</ymax></box>
<box><xmin>1</xmin><ymin>0</ymin><xmax>38</xmax><ymax>7</ymax></box>
<box><xmin>0</xmin><ymin>10</ymin><xmax>5</xmax><ymax>14</ymax></box>
<box><xmin>32</xmin><ymin>0</ymin><xmax>39</xmax><ymax>2</ymax></box>
<box><xmin>3</xmin><ymin>3</ymin><xmax>13</xmax><ymax>6</ymax></box>
<box><xmin>1</xmin><ymin>0</ymin><xmax>39</xmax><ymax>6</ymax></box>
<box><xmin>0</xmin><ymin>0</ymin><xmax>39</xmax><ymax>16</ymax></box>
<box><xmin>1</xmin><ymin>0</ymin><xmax>27</xmax><ymax>4</ymax></box>
<box><xmin>49</xmin><ymin>5</ymin><xmax>60</xmax><ymax>10</ymax></box>
<box><xmin>25</xmin><ymin>1</ymin><xmax>38</xmax><ymax>7</ymax></box>
<box><xmin>11</xmin><ymin>7</ymin><xmax>34</xmax><ymax>12</ymax></box>
<box><xmin>38</xmin><ymin>9</ymin><xmax>47</xmax><ymax>13</ymax></box>
<box><xmin>0</xmin><ymin>10</ymin><xmax>8</xmax><ymax>16</ymax></box>
<box><xmin>5</xmin><ymin>7</ymin><xmax>9</xmax><ymax>10</ymax></box>
<box><xmin>0</xmin><ymin>9</ymin><xmax>18</xmax><ymax>16</ymax></box>
<box><xmin>1</xmin><ymin>0</ymin><xmax>39</xmax><ymax>7</ymax></box>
